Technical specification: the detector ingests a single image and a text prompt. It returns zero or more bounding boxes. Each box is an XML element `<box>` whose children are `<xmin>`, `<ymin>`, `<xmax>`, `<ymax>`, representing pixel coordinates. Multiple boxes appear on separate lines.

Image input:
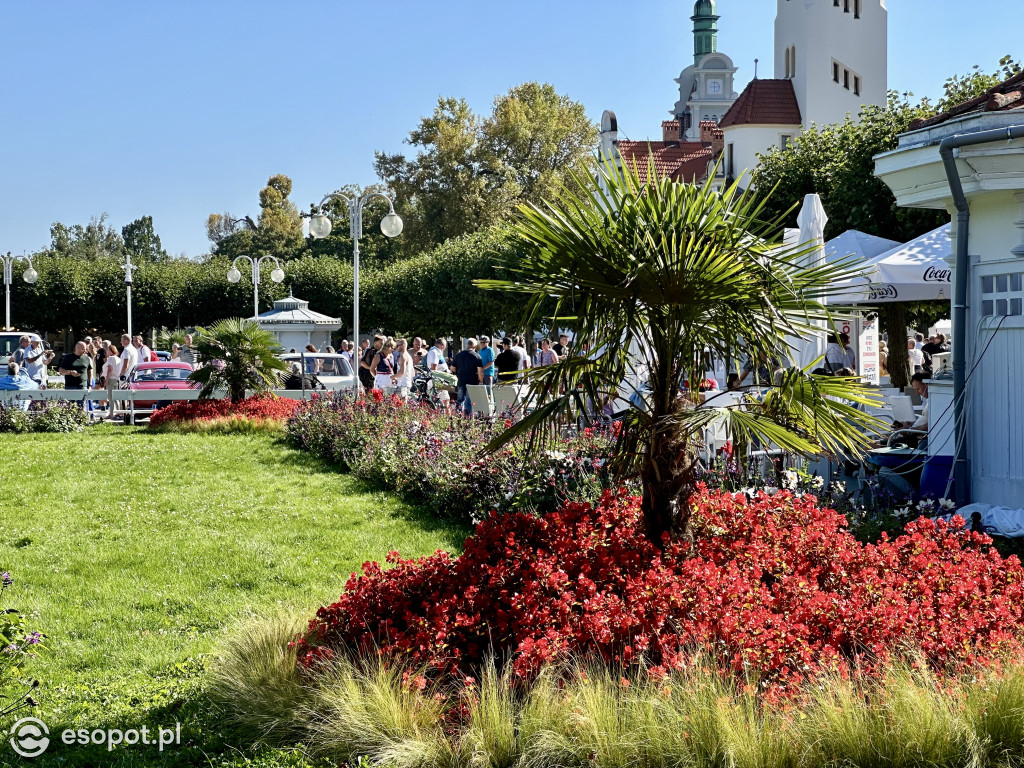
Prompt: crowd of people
<box><xmin>0</xmin><ymin>332</ymin><xmax>200</xmax><ymax>418</ymax></box>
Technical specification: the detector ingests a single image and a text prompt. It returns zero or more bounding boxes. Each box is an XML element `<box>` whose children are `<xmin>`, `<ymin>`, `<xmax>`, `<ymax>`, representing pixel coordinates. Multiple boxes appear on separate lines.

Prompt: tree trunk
<box><xmin>884</xmin><ymin>303</ymin><xmax>910</xmax><ymax>390</ymax></box>
<box><xmin>640</xmin><ymin>403</ymin><xmax>696</xmax><ymax>546</ymax></box>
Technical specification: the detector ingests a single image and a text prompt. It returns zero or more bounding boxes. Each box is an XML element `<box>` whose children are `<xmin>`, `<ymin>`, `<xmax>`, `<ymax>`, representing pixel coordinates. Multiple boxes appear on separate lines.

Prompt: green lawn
<box><xmin>0</xmin><ymin>426</ymin><xmax>467</xmax><ymax>767</ymax></box>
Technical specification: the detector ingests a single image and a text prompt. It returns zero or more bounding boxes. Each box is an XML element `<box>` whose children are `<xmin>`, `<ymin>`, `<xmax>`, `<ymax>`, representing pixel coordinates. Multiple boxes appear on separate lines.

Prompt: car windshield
<box><xmin>134</xmin><ymin>367</ymin><xmax>191</xmax><ymax>382</ymax></box>
<box><xmin>0</xmin><ymin>336</ymin><xmax>27</xmax><ymax>356</ymax></box>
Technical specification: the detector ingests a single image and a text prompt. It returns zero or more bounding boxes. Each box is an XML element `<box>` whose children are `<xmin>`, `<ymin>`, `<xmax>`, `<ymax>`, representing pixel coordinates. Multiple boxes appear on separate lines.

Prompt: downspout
<box><xmin>938</xmin><ymin>124</ymin><xmax>1024</xmax><ymax>507</ymax></box>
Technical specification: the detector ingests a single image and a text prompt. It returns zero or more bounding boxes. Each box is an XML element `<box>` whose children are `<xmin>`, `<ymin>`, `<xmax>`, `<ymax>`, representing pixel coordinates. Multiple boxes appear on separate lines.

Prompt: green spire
<box><xmin>691</xmin><ymin>0</ymin><xmax>719</xmax><ymax>66</ymax></box>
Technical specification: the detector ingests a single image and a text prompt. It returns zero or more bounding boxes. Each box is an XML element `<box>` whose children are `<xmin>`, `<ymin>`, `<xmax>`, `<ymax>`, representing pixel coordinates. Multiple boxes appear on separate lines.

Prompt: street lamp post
<box><xmin>306</xmin><ymin>192</ymin><xmax>403</xmax><ymax>393</ymax></box>
<box><xmin>226</xmin><ymin>255</ymin><xmax>285</xmax><ymax>319</ymax></box>
<box><xmin>2</xmin><ymin>252</ymin><xmax>38</xmax><ymax>331</ymax></box>
<box><xmin>121</xmin><ymin>252</ymin><xmax>137</xmax><ymax>338</ymax></box>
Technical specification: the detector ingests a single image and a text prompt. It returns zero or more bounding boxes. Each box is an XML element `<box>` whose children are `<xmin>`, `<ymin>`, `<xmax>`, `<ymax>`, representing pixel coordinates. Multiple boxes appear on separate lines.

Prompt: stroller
<box><xmin>411</xmin><ymin>365</ymin><xmax>456</xmax><ymax>409</ymax></box>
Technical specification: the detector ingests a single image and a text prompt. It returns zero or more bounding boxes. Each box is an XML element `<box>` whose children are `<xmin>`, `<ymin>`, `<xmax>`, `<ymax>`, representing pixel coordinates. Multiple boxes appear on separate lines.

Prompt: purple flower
<box><xmin>1</xmin><ymin>572</ymin><xmax>12</xmax><ymax>588</ymax></box>
<box><xmin>26</xmin><ymin>632</ymin><xmax>42</xmax><ymax>645</ymax></box>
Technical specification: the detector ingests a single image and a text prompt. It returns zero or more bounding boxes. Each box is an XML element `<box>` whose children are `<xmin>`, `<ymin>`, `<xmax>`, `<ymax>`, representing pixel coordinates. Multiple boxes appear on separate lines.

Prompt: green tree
<box><xmin>209</xmin><ymin>174</ymin><xmax>306</xmax><ymax>261</ymax></box>
<box><xmin>189</xmin><ymin>318</ymin><xmax>289</xmax><ymax>402</ymax></box>
<box><xmin>375</xmin><ymin>83</ymin><xmax>597</xmax><ymax>254</ymax></box>
<box><xmin>50</xmin><ymin>214</ymin><xmax>125</xmax><ymax>260</ymax></box>
<box><xmin>937</xmin><ymin>55</ymin><xmax>1022</xmax><ymax>113</ymax></box>
<box><xmin>121</xmin><ymin>215</ymin><xmax>168</xmax><ymax>262</ymax></box>
<box><xmin>361</xmin><ymin>225</ymin><xmax>533</xmax><ymax>338</ymax></box>
<box><xmin>479</xmin><ymin>160</ymin><xmax>878</xmax><ymax>545</ymax></box>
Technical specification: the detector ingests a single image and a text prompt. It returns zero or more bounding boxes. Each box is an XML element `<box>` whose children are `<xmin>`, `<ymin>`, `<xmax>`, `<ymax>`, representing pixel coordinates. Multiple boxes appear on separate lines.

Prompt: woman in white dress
<box><xmin>103</xmin><ymin>344</ymin><xmax>122</xmax><ymax>418</ymax></box>
<box><xmin>372</xmin><ymin>338</ymin><xmax>397</xmax><ymax>393</ymax></box>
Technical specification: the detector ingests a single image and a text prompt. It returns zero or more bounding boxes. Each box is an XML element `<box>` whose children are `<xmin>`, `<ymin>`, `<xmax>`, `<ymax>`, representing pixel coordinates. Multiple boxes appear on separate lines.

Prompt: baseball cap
<box><xmin>479</xmin><ymin>334</ymin><xmax>490</xmax><ymax>343</ymax></box>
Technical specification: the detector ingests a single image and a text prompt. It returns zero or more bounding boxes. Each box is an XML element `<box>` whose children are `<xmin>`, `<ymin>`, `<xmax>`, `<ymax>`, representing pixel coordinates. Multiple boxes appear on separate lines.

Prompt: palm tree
<box><xmin>477</xmin><ymin>158</ymin><xmax>880</xmax><ymax>545</ymax></box>
<box><xmin>188</xmin><ymin>317</ymin><xmax>289</xmax><ymax>402</ymax></box>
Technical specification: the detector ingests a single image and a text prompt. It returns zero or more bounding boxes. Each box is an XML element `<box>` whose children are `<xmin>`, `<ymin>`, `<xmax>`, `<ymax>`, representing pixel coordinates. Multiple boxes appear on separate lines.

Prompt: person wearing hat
<box><xmin>494</xmin><ymin>337</ymin><xmax>523</xmax><ymax>383</ymax></box>
<box><xmin>477</xmin><ymin>334</ymin><xmax>496</xmax><ymax>388</ymax></box>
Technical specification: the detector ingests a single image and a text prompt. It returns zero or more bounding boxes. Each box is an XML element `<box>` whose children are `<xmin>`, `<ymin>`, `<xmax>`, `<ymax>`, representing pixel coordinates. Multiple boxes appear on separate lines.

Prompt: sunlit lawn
<box><xmin>0</xmin><ymin>426</ymin><xmax>467</xmax><ymax>767</ymax></box>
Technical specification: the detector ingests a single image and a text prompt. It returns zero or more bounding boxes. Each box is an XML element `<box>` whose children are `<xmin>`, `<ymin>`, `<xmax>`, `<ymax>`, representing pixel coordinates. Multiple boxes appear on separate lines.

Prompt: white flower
<box><xmin>895</xmin><ymin>507</ymin><xmax>911</xmax><ymax>519</ymax></box>
<box><xmin>938</xmin><ymin>498</ymin><xmax>956</xmax><ymax>511</ymax></box>
<box><xmin>917</xmin><ymin>498</ymin><xmax>936</xmax><ymax>512</ymax></box>
<box><xmin>810</xmin><ymin>475</ymin><xmax>825</xmax><ymax>490</ymax></box>
<box><xmin>782</xmin><ymin>470</ymin><xmax>798</xmax><ymax>489</ymax></box>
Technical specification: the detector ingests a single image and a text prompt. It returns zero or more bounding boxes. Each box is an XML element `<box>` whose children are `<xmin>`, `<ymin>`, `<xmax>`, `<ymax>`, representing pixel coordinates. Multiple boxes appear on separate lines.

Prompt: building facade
<box><xmin>722</xmin><ymin>0</ymin><xmax>888</xmax><ymax>185</ymax></box>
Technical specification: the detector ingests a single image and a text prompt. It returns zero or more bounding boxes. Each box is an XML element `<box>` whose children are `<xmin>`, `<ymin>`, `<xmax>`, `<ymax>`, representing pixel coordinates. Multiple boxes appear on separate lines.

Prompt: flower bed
<box><xmin>286</xmin><ymin>391</ymin><xmax>614</xmax><ymax>523</ymax></box>
<box><xmin>148</xmin><ymin>394</ymin><xmax>300</xmax><ymax>432</ymax></box>
<box><xmin>295</xmin><ymin>487</ymin><xmax>1024</xmax><ymax>699</ymax></box>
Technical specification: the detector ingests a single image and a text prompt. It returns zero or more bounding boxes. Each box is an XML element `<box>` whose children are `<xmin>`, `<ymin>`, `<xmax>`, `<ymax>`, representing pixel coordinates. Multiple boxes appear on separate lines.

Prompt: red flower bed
<box><xmin>149</xmin><ymin>394</ymin><xmax>300</xmax><ymax>427</ymax></box>
<box><xmin>295</xmin><ymin>488</ymin><xmax>1024</xmax><ymax>697</ymax></box>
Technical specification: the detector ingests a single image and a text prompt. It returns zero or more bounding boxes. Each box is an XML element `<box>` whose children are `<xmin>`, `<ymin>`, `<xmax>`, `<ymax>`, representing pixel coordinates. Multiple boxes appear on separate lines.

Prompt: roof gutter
<box><xmin>938</xmin><ymin>124</ymin><xmax>1024</xmax><ymax>507</ymax></box>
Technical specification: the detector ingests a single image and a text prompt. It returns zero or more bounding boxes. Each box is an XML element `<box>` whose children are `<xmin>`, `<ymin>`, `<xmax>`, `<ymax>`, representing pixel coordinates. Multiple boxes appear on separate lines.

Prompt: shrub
<box><xmin>295</xmin><ymin>488</ymin><xmax>1024</xmax><ymax>699</ymax></box>
<box><xmin>0</xmin><ymin>401</ymin><xmax>88</xmax><ymax>434</ymax></box>
<box><xmin>286</xmin><ymin>392</ymin><xmax>613</xmax><ymax>524</ymax></box>
<box><xmin>148</xmin><ymin>394</ymin><xmax>299</xmax><ymax>430</ymax></box>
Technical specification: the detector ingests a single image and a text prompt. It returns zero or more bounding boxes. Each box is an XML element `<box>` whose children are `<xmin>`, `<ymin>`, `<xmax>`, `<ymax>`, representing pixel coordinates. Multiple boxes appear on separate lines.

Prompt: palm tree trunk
<box><xmin>884</xmin><ymin>303</ymin><xmax>910</xmax><ymax>389</ymax></box>
<box><xmin>640</xmin><ymin>401</ymin><xmax>696</xmax><ymax>546</ymax></box>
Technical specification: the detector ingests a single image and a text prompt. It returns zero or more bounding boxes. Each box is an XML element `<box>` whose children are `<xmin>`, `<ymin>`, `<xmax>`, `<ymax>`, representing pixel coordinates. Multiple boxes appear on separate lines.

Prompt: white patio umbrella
<box><xmin>823</xmin><ymin>229</ymin><xmax>900</xmax><ymax>267</ymax></box>
<box><xmin>786</xmin><ymin>194</ymin><xmax>830</xmax><ymax>369</ymax></box>
<box><xmin>833</xmin><ymin>224</ymin><xmax>952</xmax><ymax>303</ymax></box>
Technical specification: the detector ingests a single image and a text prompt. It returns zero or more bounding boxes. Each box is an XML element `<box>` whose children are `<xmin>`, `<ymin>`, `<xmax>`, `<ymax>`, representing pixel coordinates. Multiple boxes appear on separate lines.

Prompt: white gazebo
<box><xmin>256</xmin><ymin>291</ymin><xmax>341</xmax><ymax>352</ymax></box>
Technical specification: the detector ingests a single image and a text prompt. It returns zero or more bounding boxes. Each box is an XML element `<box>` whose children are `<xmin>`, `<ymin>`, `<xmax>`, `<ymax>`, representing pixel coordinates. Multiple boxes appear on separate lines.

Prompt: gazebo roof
<box><xmin>257</xmin><ymin>290</ymin><xmax>341</xmax><ymax>326</ymax></box>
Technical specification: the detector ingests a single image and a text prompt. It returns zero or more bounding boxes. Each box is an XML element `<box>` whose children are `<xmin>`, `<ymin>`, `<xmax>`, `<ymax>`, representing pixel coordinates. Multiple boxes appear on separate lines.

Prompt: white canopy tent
<box><xmin>833</xmin><ymin>223</ymin><xmax>953</xmax><ymax>304</ymax></box>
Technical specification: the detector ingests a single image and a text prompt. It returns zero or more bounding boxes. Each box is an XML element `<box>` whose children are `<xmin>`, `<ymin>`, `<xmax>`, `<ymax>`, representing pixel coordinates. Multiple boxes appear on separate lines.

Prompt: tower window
<box><xmin>844</xmin><ymin>0</ymin><xmax>850</xmax><ymax>12</ymax></box>
<box><xmin>844</xmin><ymin>69</ymin><xmax>850</xmax><ymax>89</ymax></box>
<box><xmin>727</xmin><ymin>143</ymin><xmax>734</xmax><ymax>178</ymax></box>
<box><xmin>785</xmin><ymin>48</ymin><xmax>791</xmax><ymax>78</ymax></box>
<box><xmin>780</xmin><ymin>134</ymin><xmax>793</xmax><ymax>149</ymax></box>
<box><xmin>854</xmin><ymin>0</ymin><xmax>861</xmax><ymax>17</ymax></box>
<box><xmin>791</xmin><ymin>45</ymin><xmax>796</xmax><ymax>77</ymax></box>
<box><xmin>834</xmin><ymin>0</ymin><xmax>840</xmax><ymax>5</ymax></box>
<box><xmin>854</xmin><ymin>75</ymin><xmax>861</xmax><ymax>96</ymax></box>
<box><xmin>833</xmin><ymin>62</ymin><xmax>840</xmax><ymax>82</ymax></box>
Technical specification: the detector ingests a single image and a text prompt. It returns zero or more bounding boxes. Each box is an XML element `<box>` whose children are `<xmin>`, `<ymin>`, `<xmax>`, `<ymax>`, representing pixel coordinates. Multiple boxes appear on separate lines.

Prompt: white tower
<box><xmin>774</xmin><ymin>0</ymin><xmax>887</xmax><ymax>128</ymax></box>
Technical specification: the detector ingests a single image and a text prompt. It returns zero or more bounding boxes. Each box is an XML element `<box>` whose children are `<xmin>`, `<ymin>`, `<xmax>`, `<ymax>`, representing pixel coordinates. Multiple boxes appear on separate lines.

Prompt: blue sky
<box><xmin>0</xmin><ymin>0</ymin><xmax>1018</xmax><ymax>259</ymax></box>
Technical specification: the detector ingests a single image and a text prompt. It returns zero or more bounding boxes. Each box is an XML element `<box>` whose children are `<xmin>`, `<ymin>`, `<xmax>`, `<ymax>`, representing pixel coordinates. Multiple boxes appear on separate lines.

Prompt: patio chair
<box><xmin>466</xmin><ymin>384</ymin><xmax>493</xmax><ymax>418</ymax></box>
<box><xmin>491</xmin><ymin>385</ymin><xmax>521</xmax><ymax>417</ymax></box>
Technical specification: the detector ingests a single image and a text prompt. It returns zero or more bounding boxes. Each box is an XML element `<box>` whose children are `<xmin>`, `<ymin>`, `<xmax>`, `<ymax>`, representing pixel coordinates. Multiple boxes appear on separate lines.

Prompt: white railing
<box><xmin>0</xmin><ymin>388</ymin><xmax>321</xmax><ymax>425</ymax></box>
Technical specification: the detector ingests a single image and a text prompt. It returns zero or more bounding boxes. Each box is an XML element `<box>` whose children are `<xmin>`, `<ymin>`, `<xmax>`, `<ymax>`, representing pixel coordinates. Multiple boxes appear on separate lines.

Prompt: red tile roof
<box><xmin>719</xmin><ymin>79</ymin><xmax>801</xmax><ymax>128</ymax></box>
<box><xmin>615</xmin><ymin>140</ymin><xmax>714</xmax><ymax>183</ymax></box>
<box><xmin>909</xmin><ymin>70</ymin><xmax>1024</xmax><ymax>130</ymax></box>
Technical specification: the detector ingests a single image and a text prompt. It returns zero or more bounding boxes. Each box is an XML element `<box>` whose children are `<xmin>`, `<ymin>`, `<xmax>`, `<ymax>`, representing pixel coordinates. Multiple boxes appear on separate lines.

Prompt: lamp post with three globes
<box><xmin>306</xmin><ymin>191</ymin><xmax>402</xmax><ymax>392</ymax></box>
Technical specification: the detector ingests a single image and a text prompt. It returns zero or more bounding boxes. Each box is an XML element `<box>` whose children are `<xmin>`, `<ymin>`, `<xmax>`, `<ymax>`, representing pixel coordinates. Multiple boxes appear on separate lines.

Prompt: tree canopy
<box><xmin>374</xmin><ymin>82</ymin><xmax>597</xmax><ymax>255</ymax></box>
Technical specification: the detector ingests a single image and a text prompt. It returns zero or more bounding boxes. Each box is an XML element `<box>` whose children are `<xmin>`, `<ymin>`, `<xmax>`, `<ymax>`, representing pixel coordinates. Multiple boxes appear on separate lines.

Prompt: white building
<box><xmin>872</xmin><ymin>72</ymin><xmax>1024</xmax><ymax>507</ymax></box>
<box><xmin>722</xmin><ymin>0</ymin><xmax>888</xmax><ymax>185</ymax></box>
<box><xmin>256</xmin><ymin>291</ymin><xmax>341</xmax><ymax>353</ymax></box>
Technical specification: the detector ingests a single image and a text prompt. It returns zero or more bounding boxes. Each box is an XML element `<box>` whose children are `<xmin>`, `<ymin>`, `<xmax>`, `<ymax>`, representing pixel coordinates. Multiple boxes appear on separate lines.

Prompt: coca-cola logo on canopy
<box><xmin>868</xmin><ymin>285</ymin><xmax>898</xmax><ymax>300</ymax></box>
<box><xmin>924</xmin><ymin>266</ymin><xmax>952</xmax><ymax>282</ymax></box>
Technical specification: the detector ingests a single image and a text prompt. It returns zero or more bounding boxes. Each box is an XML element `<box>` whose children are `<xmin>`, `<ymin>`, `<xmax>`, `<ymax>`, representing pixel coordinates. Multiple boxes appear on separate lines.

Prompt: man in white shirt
<box><xmin>179</xmin><ymin>334</ymin><xmax>196</xmax><ymax>366</ymax></box>
<box><xmin>425</xmin><ymin>338</ymin><xmax>449</xmax><ymax>372</ymax></box>
<box><xmin>907</xmin><ymin>337</ymin><xmax>924</xmax><ymax>372</ymax></box>
<box><xmin>119</xmin><ymin>334</ymin><xmax>139</xmax><ymax>381</ymax></box>
<box><xmin>512</xmin><ymin>335</ymin><xmax>531</xmax><ymax>371</ymax></box>
<box><xmin>23</xmin><ymin>340</ymin><xmax>53</xmax><ymax>387</ymax></box>
<box><xmin>133</xmin><ymin>335</ymin><xmax>152</xmax><ymax>364</ymax></box>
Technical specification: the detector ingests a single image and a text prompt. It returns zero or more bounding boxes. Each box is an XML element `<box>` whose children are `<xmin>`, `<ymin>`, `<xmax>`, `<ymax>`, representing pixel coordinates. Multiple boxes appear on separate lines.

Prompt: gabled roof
<box><xmin>615</xmin><ymin>140</ymin><xmax>713</xmax><ymax>183</ymax></box>
<box><xmin>910</xmin><ymin>70</ymin><xmax>1024</xmax><ymax>130</ymax></box>
<box><xmin>719</xmin><ymin>79</ymin><xmax>801</xmax><ymax>128</ymax></box>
